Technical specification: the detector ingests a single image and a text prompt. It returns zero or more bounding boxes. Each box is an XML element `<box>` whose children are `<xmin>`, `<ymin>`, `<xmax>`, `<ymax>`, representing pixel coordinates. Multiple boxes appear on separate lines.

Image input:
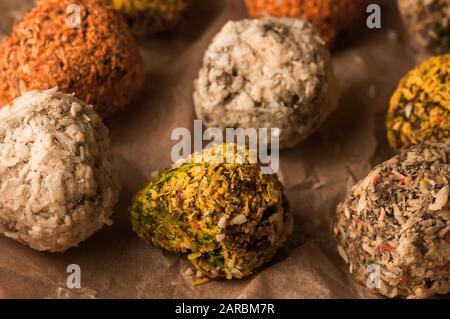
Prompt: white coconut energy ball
<box><xmin>0</xmin><ymin>88</ymin><xmax>120</xmax><ymax>252</ymax></box>
<box><xmin>193</xmin><ymin>18</ymin><xmax>339</xmax><ymax>149</ymax></box>
<box><xmin>334</xmin><ymin>140</ymin><xmax>450</xmax><ymax>298</ymax></box>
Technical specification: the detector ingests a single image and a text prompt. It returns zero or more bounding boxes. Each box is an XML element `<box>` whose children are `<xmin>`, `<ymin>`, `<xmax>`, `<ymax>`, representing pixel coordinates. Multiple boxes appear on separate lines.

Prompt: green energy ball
<box><xmin>111</xmin><ymin>0</ymin><xmax>189</xmax><ymax>35</ymax></box>
<box><xmin>397</xmin><ymin>0</ymin><xmax>450</xmax><ymax>54</ymax></box>
<box><xmin>386</xmin><ymin>54</ymin><xmax>450</xmax><ymax>150</ymax></box>
<box><xmin>130</xmin><ymin>144</ymin><xmax>293</xmax><ymax>279</ymax></box>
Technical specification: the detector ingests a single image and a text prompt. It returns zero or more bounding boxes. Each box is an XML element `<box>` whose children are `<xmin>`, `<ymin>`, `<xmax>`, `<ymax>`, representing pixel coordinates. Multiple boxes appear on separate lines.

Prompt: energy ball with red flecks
<box><xmin>334</xmin><ymin>140</ymin><xmax>450</xmax><ymax>298</ymax></box>
<box><xmin>398</xmin><ymin>0</ymin><xmax>450</xmax><ymax>54</ymax></box>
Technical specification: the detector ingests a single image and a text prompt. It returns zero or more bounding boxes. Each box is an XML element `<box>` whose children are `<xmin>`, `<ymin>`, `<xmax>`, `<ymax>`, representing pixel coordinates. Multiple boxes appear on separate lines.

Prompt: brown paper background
<box><xmin>0</xmin><ymin>0</ymin><xmax>440</xmax><ymax>298</ymax></box>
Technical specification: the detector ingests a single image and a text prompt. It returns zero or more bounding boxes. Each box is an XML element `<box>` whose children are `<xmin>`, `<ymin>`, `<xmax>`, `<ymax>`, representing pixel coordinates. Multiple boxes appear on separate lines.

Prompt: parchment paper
<box><xmin>0</xmin><ymin>0</ymin><xmax>434</xmax><ymax>298</ymax></box>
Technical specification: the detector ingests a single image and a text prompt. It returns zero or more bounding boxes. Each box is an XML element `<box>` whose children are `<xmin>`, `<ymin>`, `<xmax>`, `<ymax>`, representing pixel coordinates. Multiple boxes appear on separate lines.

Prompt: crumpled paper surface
<box><xmin>0</xmin><ymin>0</ymin><xmax>436</xmax><ymax>298</ymax></box>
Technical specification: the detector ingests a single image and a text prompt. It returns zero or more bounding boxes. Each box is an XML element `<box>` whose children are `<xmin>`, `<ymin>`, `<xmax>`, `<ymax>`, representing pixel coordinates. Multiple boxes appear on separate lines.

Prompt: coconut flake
<box><xmin>218</xmin><ymin>216</ymin><xmax>228</xmax><ymax>228</ymax></box>
<box><xmin>231</xmin><ymin>214</ymin><xmax>248</xmax><ymax>225</ymax></box>
<box><xmin>428</xmin><ymin>186</ymin><xmax>449</xmax><ymax>211</ymax></box>
<box><xmin>355</xmin><ymin>195</ymin><xmax>367</xmax><ymax>214</ymax></box>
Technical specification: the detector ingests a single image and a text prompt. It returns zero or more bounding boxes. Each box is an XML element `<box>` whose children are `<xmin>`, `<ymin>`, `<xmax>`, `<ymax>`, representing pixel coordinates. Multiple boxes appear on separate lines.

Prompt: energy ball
<box><xmin>193</xmin><ymin>18</ymin><xmax>339</xmax><ymax>149</ymax></box>
<box><xmin>110</xmin><ymin>0</ymin><xmax>189</xmax><ymax>36</ymax></box>
<box><xmin>386</xmin><ymin>54</ymin><xmax>450</xmax><ymax>150</ymax></box>
<box><xmin>0</xmin><ymin>0</ymin><xmax>144</xmax><ymax>118</ymax></box>
<box><xmin>398</xmin><ymin>0</ymin><xmax>450</xmax><ymax>54</ymax></box>
<box><xmin>245</xmin><ymin>0</ymin><xmax>368</xmax><ymax>45</ymax></box>
<box><xmin>130</xmin><ymin>144</ymin><xmax>293</xmax><ymax>279</ymax></box>
<box><xmin>334</xmin><ymin>140</ymin><xmax>450</xmax><ymax>298</ymax></box>
<box><xmin>0</xmin><ymin>88</ymin><xmax>120</xmax><ymax>252</ymax></box>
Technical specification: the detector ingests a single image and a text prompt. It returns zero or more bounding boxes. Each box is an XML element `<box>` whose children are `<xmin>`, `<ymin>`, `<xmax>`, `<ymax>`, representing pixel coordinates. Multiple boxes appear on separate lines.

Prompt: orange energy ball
<box><xmin>0</xmin><ymin>0</ymin><xmax>144</xmax><ymax>118</ymax></box>
<box><xmin>245</xmin><ymin>0</ymin><xmax>368</xmax><ymax>45</ymax></box>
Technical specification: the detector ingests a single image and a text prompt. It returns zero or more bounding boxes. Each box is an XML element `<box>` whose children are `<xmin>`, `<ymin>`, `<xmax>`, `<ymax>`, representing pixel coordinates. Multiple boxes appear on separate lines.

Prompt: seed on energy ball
<box><xmin>397</xmin><ymin>0</ymin><xmax>450</xmax><ymax>54</ymax></box>
<box><xmin>0</xmin><ymin>0</ymin><xmax>144</xmax><ymax>118</ymax></box>
<box><xmin>193</xmin><ymin>18</ymin><xmax>339</xmax><ymax>149</ymax></box>
<box><xmin>0</xmin><ymin>88</ymin><xmax>120</xmax><ymax>252</ymax></box>
<box><xmin>334</xmin><ymin>140</ymin><xmax>450</xmax><ymax>298</ymax></box>
<box><xmin>110</xmin><ymin>0</ymin><xmax>189</xmax><ymax>36</ymax></box>
<box><xmin>245</xmin><ymin>0</ymin><xmax>368</xmax><ymax>45</ymax></box>
<box><xmin>130</xmin><ymin>144</ymin><xmax>293</xmax><ymax>279</ymax></box>
<box><xmin>386</xmin><ymin>54</ymin><xmax>450</xmax><ymax>150</ymax></box>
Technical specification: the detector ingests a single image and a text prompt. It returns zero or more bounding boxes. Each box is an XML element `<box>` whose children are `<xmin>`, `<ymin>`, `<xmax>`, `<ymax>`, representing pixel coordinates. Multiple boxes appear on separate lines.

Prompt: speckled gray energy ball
<box><xmin>0</xmin><ymin>88</ymin><xmax>120</xmax><ymax>252</ymax></box>
<box><xmin>397</xmin><ymin>0</ymin><xmax>450</xmax><ymax>54</ymax></box>
<box><xmin>334</xmin><ymin>140</ymin><xmax>450</xmax><ymax>298</ymax></box>
<box><xmin>193</xmin><ymin>18</ymin><xmax>339</xmax><ymax>149</ymax></box>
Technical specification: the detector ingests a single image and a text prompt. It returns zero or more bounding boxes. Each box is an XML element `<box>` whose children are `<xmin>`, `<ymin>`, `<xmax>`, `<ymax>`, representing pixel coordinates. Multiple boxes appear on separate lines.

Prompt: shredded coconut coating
<box><xmin>130</xmin><ymin>144</ymin><xmax>293</xmax><ymax>279</ymax></box>
<box><xmin>0</xmin><ymin>88</ymin><xmax>120</xmax><ymax>252</ymax></box>
<box><xmin>193</xmin><ymin>18</ymin><xmax>339</xmax><ymax>149</ymax></box>
<box><xmin>398</xmin><ymin>0</ymin><xmax>450</xmax><ymax>54</ymax></box>
<box><xmin>386</xmin><ymin>54</ymin><xmax>450</xmax><ymax>150</ymax></box>
<box><xmin>334</xmin><ymin>140</ymin><xmax>450</xmax><ymax>298</ymax></box>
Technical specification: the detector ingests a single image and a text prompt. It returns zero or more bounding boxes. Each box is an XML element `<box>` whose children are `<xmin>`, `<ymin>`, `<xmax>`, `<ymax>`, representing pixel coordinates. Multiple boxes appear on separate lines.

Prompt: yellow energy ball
<box><xmin>111</xmin><ymin>0</ymin><xmax>189</xmax><ymax>36</ymax></box>
<box><xmin>386</xmin><ymin>55</ymin><xmax>450</xmax><ymax>150</ymax></box>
